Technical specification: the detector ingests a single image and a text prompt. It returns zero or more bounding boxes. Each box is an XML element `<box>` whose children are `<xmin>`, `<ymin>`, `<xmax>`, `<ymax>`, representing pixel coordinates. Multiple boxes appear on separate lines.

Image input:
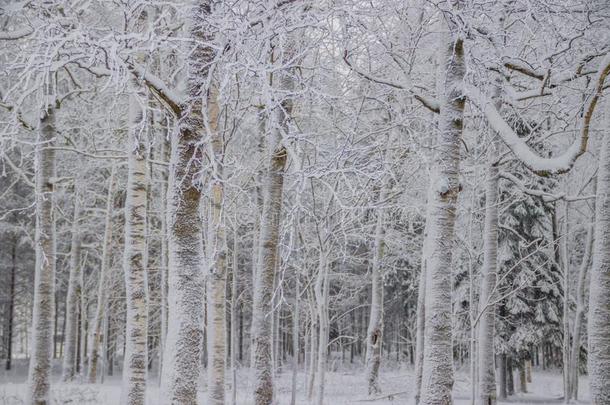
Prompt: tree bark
<box><xmin>207</xmin><ymin>94</ymin><xmax>227</xmax><ymax>405</ymax></box>
<box><xmin>62</xmin><ymin>189</ymin><xmax>83</xmax><ymax>382</ymax></box>
<box><xmin>160</xmin><ymin>1</ymin><xmax>213</xmax><ymax>404</ymax></box>
<box><xmin>365</xmin><ymin>204</ymin><xmax>385</xmax><ymax>395</ymax></box>
<box><xmin>26</xmin><ymin>104</ymin><xmax>56</xmax><ymax>405</ymax></box>
<box><xmin>250</xmin><ymin>36</ymin><xmax>294</xmax><ymax>404</ymax></box>
<box><xmin>569</xmin><ymin>219</ymin><xmax>594</xmax><ymax>400</ymax></box>
<box><xmin>476</xmin><ymin>142</ymin><xmax>500</xmax><ymax>405</ymax></box>
<box><xmin>5</xmin><ymin>236</ymin><xmax>16</xmax><ymax>371</ymax></box>
<box><xmin>419</xmin><ymin>24</ymin><xmax>466</xmax><ymax>405</ymax></box>
<box><xmin>120</xmin><ymin>93</ymin><xmax>149</xmax><ymax>405</ymax></box>
<box><xmin>588</xmin><ymin>124</ymin><xmax>610</xmax><ymax>405</ymax></box>
<box><xmin>314</xmin><ymin>251</ymin><xmax>330</xmax><ymax>405</ymax></box>
<box><xmin>251</xmin><ymin>117</ymin><xmax>289</xmax><ymax>405</ymax></box>
<box><xmin>87</xmin><ymin>166</ymin><xmax>116</xmax><ymax>383</ymax></box>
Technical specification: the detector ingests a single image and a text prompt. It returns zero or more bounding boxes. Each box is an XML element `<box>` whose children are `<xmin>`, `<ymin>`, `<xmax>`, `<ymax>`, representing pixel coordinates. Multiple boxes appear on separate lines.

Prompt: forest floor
<box><xmin>0</xmin><ymin>360</ymin><xmax>591</xmax><ymax>404</ymax></box>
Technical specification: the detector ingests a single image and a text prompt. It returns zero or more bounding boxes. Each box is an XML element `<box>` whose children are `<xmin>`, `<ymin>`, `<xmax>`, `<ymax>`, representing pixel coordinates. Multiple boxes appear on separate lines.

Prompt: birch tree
<box><xmin>160</xmin><ymin>1</ymin><xmax>215</xmax><ymax>403</ymax></box>
<box><xmin>88</xmin><ymin>166</ymin><xmax>116</xmax><ymax>383</ymax></box>
<box><xmin>120</xmin><ymin>90</ymin><xmax>149</xmax><ymax>405</ymax></box>
<box><xmin>61</xmin><ymin>188</ymin><xmax>82</xmax><ymax>382</ymax></box>
<box><xmin>419</xmin><ymin>12</ymin><xmax>466</xmax><ymax>405</ymax></box>
<box><xmin>26</xmin><ymin>86</ymin><xmax>57</xmax><ymax>405</ymax></box>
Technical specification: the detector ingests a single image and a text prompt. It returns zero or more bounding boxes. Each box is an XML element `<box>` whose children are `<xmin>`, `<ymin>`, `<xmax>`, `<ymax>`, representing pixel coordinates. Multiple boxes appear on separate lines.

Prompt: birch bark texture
<box><xmin>207</xmin><ymin>88</ymin><xmax>227</xmax><ymax>405</ymax></box>
<box><xmin>419</xmin><ymin>20</ymin><xmax>466</xmax><ymax>405</ymax></box>
<box><xmin>120</xmin><ymin>92</ymin><xmax>149</xmax><ymax>405</ymax></box>
<box><xmin>250</xmin><ymin>107</ymin><xmax>290</xmax><ymax>405</ymax></box>
<box><xmin>26</xmin><ymin>104</ymin><xmax>57</xmax><ymax>405</ymax></box>
<box><xmin>365</xmin><ymin>195</ymin><xmax>386</xmax><ymax>395</ymax></box>
<box><xmin>476</xmin><ymin>147</ymin><xmax>499</xmax><ymax>405</ymax></box>
<box><xmin>476</xmin><ymin>83</ymin><xmax>503</xmax><ymax>405</ymax></box>
<box><xmin>250</xmin><ymin>33</ymin><xmax>295</xmax><ymax>405</ymax></box>
<box><xmin>88</xmin><ymin>166</ymin><xmax>116</xmax><ymax>383</ymax></box>
<box><xmin>62</xmin><ymin>190</ymin><xmax>82</xmax><ymax>382</ymax></box>
<box><xmin>160</xmin><ymin>1</ymin><xmax>215</xmax><ymax>403</ymax></box>
<box><xmin>588</xmin><ymin>116</ymin><xmax>610</xmax><ymax>405</ymax></box>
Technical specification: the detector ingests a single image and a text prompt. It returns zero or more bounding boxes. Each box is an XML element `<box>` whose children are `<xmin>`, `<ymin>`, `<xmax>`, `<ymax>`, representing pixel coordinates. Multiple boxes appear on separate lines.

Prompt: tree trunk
<box><xmin>569</xmin><ymin>219</ymin><xmax>594</xmax><ymax>400</ymax></box>
<box><xmin>477</xmin><ymin>141</ymin><xmax>500</xmax><ymax>405</ymax></box>
<box><xmin>314</xmin><ymin>251</ymin><xmax>330</xmax><ymax>405</ymax></box>
<box><xmin>519</xmin><ymin>360</ymin><xmax>527</xmax><ymax>393</ymax></box>
<box><xmin>26</xmin><ymin>104</ymin><xmax>57</xmax><ymax>405</ymax></box>
<box><xmin>414</xmin><ymin>253</ymin><xmax>427</xmax><ymax>405</ymax></box>
<box><xmin>506</xmin><ymin>357</ymin><xmax>514</xmax><ymax>396</ymax></box>
<box><xmin>160</xmin><ymin>2</ymin><xmax>213</xmax><ymax>404</ymax></box>
<box><xmin>158</xmin><ymin>134</ymin><xmax>170</xmax><ymax>384</ymax></box>
<box><xmin>251</xmin><ymin>122</ymin><xmax>288</xmax><ymax>405</ymax></box>
<box><xmin>62</xmin><ymin>190</ymin><xmax>82</xmax><ymax>382</ymax></box>
<box><xmin>420</xmin><ymin>26</ymin><xmax>466</xmax><ymax>405</ymax></box>
<box><xmin>120</xmin><ymin>93</ymin><xmax>149</xmax><ymax>405</ymax></box>
<box><xmin>5</xmin><ymin>237</ymin><xmax>16</xmax><ymax>371</ymax></box>
<box><xmin>231</xmin><ymin>224</ymin><xmax>239</xmax><ymax>405</ymax></box>
<box><xmin>207</xmin><ymin>97</ymin><xmax>227</xmax><ymax>405</ymax></box>
<box><xmin>366</xmin><ymin>205</ymin><xmax>385</xmax><ymax>395</ymax></box>
<box><xmin>588</xmin><ymin>125</ymin><xmax>610</xmax><ymax>405</ymax></box>
<box><xmin>498</xmin><ymin>354</ymin><xmax>507</xmax><ymax>399</ymax></box>
<box><xmin>250</xmin><ymin>41</ymin><xmax>293</xmax><ymax>404</ymax></box>
<box><xmin>88</xmin><ymin>167</ymin><xmax>116</xmax><ymax>383</ymax></box>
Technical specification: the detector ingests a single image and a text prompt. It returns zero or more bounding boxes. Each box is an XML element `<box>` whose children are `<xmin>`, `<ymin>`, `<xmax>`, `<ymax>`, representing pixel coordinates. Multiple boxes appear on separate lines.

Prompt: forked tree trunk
<box><xmin>62</xmin><ymin>192</ymin><xmax>82</xmax><ymax>382</ymax></box>
<box><xmin>120</xmin><ymin>94</ymin><xmax>149</xmax><ymax>405</ymax></box>
<box><xmin>419</xmin><ymin>24</ymin><xmax>466</xmax><ymax>405</ymax></box>
<box><xmin>88</xmin><ymin>167</ymin><xmax>116</xmax><ymax>383</ymax></box>
<box><xmin>26</xmin><ymin>104</ymin><xmax>56</xmax><ymax>405</ymax></box>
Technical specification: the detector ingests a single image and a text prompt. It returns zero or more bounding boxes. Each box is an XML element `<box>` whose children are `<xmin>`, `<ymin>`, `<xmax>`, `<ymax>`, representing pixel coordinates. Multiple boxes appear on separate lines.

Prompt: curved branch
<box><xmin>467</xmin><ymin>54</ymin><xmax>610</xmax><ymax>176</ymax></box>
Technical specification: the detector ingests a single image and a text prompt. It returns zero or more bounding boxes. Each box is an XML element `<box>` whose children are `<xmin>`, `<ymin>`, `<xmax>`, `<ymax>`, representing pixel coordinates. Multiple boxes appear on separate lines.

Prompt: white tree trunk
<box><xmin>231</xmin><ymin>223</ymin><xmax>239</xmax><ymax>405</ymax></box>
<box><xmin>159</xmin><ymin>135</ymin><xmax>170</xmax><ymax>384</ymax></box>
<box><xmin>27</xmin><ymin>105</ymin><xmax>56</xmax><ymax>405</ymax></box>
<box><xmin>88</xmin><ymin>166</ymin><xmax>116</xmax><ymax>383</ymax></box>
<box><xmin>588</xmin><ymin>123</ymin><xmax>610</xmax><ymax>405</ymax></box>
<box><xmin>250</xmin><ymin>38</ymin><xmax>294</xmax><ymax>402</ymax></box>
<box><xmin>207</xmin><ymin>97</ymin><xmax>227</xmax><ymax>404</ymax></box>
<box><xmin>160</xmin><ymin>2</ymin><xmax>213</xmax><ymax>403</ymax></box>
<box><xmin>476</xmin><ymin>152</ymin><xmax>499</xmax><ymax>405</ymax></box>
<box><xmin>365</xmin><ymin>206</ymin><xmax>385</xmax><ymax>395</ymax></box>
<box><xmin>120</xmin><ymin>93</ymin><xmax>149</xmax><ymax>405</ymax></box>
<box><xmin>314</xmin><ymin>251</ymin><xmax>329</xmax><ymax>405</ymax></box>
<box><xmin>569</xmin><ymin>218</ymin><xmax>594</xmax><ymax>399</ymax></box>
<box><xmin>62</xmin><ymin>190</ymin><xmax>82</xmax><ymax>382</ymax></box>
<box><xmin>419</xmin><ymin>26</ymin><xmax>466</xmax><ymax>405</ymax></box>
<box><xmin>251</xmin><ymin>119</ymin><xmax>288</xmax><ymax>404</ymax></box>
<box><xmin>414</xmin><ymin>251</ymin><xmax>427</xmax><ymax>405</ymax></box>
<box><xmin>561</xmin><ymin>200</ymin><xmax>570</xmax><ymax>403</ymax></box>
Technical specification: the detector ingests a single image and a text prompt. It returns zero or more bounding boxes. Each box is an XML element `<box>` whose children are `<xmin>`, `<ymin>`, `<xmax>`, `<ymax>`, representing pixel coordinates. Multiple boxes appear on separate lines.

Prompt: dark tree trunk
<box><xmin>5</xmin><ymin>239</ymin><xmax>16</xmax><ymax>371</ymax></box>
<box><xmin>498</xmin><ymin>354</ymin><xmax>507</xmax><ymax>399</ymax></box>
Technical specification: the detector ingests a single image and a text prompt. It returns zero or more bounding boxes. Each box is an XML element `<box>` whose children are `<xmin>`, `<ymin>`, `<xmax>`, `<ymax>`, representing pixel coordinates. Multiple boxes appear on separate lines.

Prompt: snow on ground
<box><xmin>0</xmin><ymin>360</ymin><xmax>592</xmax><ymax>404</ymax></box>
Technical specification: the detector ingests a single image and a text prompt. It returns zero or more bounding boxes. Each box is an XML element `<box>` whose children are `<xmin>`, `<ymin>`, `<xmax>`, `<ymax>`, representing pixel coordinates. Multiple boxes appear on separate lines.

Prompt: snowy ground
<box><xmin>0</xmin><ymin>360</ymin><xmax>591</xmax><ymax>404</ymax></box>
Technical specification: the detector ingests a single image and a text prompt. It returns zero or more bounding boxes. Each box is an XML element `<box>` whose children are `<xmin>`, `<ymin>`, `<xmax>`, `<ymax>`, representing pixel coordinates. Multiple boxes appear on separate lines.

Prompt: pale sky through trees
<box><xmin>0</xmin><ymin>1</ymin><xmax>609</xmax><ymax>405</ymax></box>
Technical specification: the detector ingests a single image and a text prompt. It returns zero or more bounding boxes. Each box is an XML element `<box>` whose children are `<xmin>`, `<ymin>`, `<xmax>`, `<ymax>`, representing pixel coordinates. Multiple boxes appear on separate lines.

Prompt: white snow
<box><xmin>0</xmin><ymin>362</ymin><xmax>592</xmax><ymax>405</ymax></box>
